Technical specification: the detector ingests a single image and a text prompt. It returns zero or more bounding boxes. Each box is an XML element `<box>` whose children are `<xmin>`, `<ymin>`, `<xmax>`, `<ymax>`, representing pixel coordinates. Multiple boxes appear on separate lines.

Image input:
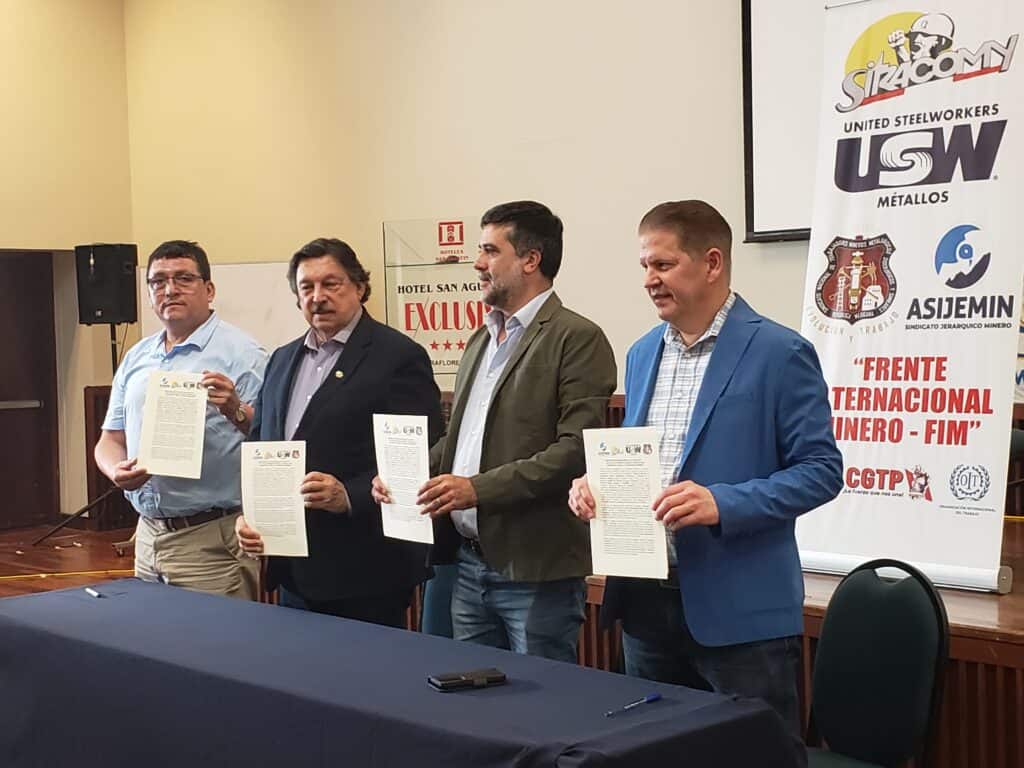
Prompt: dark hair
<box><xmin>638</xmin><ymin>200</ymin><xmax>732</xmax><ymax>272</ymax></box>
<box><xmin>480</xmin><ymin>200</ymin><xmax>563</xmax><ymax>280</ymax></box>
<box><xmin>147</xmin><ymin>240</ymin><xmax>211</xmax><ymax>281</ymax></box>
<box><xmin>287</xmin><ymin>237</ymin><xmax>371</xmax><ymax>303</ymax></box>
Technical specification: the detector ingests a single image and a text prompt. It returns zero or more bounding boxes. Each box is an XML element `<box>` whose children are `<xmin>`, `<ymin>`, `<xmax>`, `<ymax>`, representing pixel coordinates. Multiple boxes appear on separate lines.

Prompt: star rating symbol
<box><xmin>443</xmin><ymin>340</ymin><xmax>453</xmax><ymax>351</ymax></box>
<box><xmin>457</xmin><ymin>339</ymin><xmax>466</xmax><ymax>351</ymax></box>
<box><xmin>429</xmin><ymin>341</ymin><xmax>439</xmax><ymax>351</ymax></box>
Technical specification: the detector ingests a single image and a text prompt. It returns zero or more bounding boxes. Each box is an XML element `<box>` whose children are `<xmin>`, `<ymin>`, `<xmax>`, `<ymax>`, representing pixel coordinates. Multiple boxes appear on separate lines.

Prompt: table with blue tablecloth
<box><xmin>0</xmin><ymin>579</ymin><xmax>797</xmax><ymax>767</ymax></box>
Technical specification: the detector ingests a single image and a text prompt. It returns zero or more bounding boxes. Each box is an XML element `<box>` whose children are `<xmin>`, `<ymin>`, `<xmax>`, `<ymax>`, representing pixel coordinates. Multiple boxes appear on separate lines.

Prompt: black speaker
<box><xmin>75</xmin><ymin>243</ymin><xmax>138</xmax><ymax>325</ymax></box>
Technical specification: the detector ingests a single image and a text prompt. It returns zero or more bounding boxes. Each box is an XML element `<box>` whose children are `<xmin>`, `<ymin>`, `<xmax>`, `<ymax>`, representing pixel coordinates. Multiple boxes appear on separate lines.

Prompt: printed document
<box><xmin>583</xmin><ymin>427</ymin><xmax>668</xmax><ymax>578</ymax></box>
<box><xmin>241</xmin><ymin>441</ymin><xmax>308</xmax><ymax>557</ymax></box>
<box><xmin>137</xmin><ymin>371</ymin><xmax>207</xmax><ymax>479</ymax></box>
<box><xmin>373</xmin><ymin>414</ymin><xmax>433</xmax><ymax>544</ymax></box>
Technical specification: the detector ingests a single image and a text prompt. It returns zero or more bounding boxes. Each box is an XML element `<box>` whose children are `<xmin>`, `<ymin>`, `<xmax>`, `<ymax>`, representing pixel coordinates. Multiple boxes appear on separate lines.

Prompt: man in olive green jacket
<box><xmin>374</xmin><ymin>200</ymin><xmax>616</xmax><ymax>662</ymax></box>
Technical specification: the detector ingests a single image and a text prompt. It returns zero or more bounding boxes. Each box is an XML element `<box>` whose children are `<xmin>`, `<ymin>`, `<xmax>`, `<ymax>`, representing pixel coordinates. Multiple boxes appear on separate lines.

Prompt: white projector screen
<box><xmin>742</xmin><ymin>0</ymin><xmax>825</xmax><ymax>241</ymax></box>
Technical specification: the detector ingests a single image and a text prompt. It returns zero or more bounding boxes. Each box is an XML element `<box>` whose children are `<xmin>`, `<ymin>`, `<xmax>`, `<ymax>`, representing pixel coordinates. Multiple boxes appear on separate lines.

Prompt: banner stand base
<box><xmin>998</xmin><ymin>565</ymin><xmax>1013</xmax><ymax>595</ymax></box>
<box><xmin>802</xmin><ymin>557</ymin><xmax>1010</xmax><ymax>595</ymax></box>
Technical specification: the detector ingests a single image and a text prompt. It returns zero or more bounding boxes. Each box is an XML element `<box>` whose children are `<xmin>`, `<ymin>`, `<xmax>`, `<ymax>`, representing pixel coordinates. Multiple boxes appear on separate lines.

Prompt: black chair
<box><xmin>806</xmin><ymin>559</ymin><xmax>949</xmax><ymax>768</ymax></box>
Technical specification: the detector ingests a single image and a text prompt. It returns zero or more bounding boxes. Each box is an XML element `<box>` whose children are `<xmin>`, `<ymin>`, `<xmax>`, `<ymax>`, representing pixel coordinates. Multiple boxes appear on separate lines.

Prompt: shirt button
<box><xmin>307</xmin><ymin>395</ymin><xmax>312</xmax><ymax>400</ymax></box>
<box><xmin>317</xmin><ymin>366</ymin><xmax>322</xmax><ymax>372</ymax></box>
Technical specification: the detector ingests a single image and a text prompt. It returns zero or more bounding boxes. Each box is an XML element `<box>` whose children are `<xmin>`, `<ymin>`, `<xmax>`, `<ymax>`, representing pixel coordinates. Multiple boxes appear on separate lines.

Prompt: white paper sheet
<box><xmin>137</xmin><ymin>371</ymin><xmax>208</xmax><ymax>479</ymax></box>
<box><xmin>373</xmin><ymin>414</ymin><xmax>433</xmax><ymax>544</ymax></box>
<box><xmin>583</xmin><ymin>427</ymin><xmax>668</xmax><ymax>579</ymax></box>
<box><xmin>241</xmin><ymin>441</ymin><xmax>309</xmax><ymax>557</ymax></box>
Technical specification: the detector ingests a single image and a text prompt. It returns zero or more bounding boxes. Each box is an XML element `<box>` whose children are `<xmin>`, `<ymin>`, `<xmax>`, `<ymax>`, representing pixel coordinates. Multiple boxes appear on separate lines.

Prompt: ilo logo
<box><xmin>949</xmin><ymin>464</ymin><xmax>990</xmax><ymax>501</ymax></box>
<box><xmin>933</xmin><ymin>225</ymin><xmax>990</xmax><ymax>290</ymax></box>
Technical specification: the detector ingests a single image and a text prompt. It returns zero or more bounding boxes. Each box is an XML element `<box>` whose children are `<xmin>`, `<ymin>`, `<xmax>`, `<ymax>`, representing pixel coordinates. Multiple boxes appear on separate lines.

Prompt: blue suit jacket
<box><xmin>604</xmin><ymin>296</ymin><xmax>842</xmax><ymax>646</ymax></box>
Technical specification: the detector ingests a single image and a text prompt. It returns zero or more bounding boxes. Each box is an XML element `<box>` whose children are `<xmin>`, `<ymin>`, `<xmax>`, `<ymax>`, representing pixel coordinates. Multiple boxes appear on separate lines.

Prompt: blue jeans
<box><xmin>620</xmin><ymin>579</ymin><xmax>806</xmax><ymax>767</ymax></box>
<box><xmin>421</xmin><ymin>563</ymin><xmax>457</xmax><ymax>637</ymax></box>
<box><xmin>451</xmin><ymin>545</ymin><xmax>585</xmax><ymax>663</ymax></box>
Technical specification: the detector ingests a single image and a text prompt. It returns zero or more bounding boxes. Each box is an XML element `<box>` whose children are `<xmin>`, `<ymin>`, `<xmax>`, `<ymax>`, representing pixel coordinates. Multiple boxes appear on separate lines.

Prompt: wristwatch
<box><xmin>233</xmin><ymin>404</ymin><xmax>247</xmax><ymax>424</ymax></box>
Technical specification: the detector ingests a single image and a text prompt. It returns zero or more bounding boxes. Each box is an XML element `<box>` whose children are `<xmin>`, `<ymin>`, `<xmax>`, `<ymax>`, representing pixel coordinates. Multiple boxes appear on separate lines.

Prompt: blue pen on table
<box><xmin>604</xmin><ymin>692</ymin><xmax>661</xmax><ymax>717</ymax></box>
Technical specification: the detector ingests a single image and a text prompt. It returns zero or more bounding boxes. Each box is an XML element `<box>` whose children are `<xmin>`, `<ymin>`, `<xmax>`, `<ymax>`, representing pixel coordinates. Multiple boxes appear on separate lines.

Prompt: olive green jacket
<box><xmin>430</xmin><ymin>292</ymin><xmax>616</xmax><ymax>581</ymax></box>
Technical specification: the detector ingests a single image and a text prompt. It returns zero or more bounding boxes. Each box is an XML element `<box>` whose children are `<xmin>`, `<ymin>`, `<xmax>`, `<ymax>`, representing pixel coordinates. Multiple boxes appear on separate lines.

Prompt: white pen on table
<box><xmin>84</xmin><ymin>587</ymin><xmax>104</xmax><ymax>599</ymax></box>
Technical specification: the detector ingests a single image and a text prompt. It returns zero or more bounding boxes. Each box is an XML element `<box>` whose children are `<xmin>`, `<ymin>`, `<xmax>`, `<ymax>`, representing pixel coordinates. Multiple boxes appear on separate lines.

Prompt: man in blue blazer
<box><xmin>570</xmin><ymin>201</ymin><xmax>842</xmax><ymax>756</ymax></box>
<box><xmin>237</xmin><ymin>238</ymin><xmax>442</xmax><ymax>627</ymax></box>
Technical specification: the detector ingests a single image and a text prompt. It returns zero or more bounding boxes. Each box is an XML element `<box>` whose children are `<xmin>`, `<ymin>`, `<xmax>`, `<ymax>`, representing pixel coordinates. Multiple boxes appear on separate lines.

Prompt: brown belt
<box><xmin>154</xmin><ymin>507</ymin><xmax>239</xmax><ymax>532</ymax></box>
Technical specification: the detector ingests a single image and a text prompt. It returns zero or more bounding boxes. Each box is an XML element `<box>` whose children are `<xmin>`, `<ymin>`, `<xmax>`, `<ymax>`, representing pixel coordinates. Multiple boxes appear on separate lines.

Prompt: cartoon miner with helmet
<box><xmin>888</xmin><ymin>13</ymin><xmax>956</xmax><ymax>63</ymax></box>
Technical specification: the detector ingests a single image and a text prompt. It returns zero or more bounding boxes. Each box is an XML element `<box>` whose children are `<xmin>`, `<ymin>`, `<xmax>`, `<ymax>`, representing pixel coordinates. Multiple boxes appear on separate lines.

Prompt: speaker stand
<box><xmin>108</xmin><ymin>323</ymin><xmax>118</xmax><ymax>376</ymax></box>
<box><xmin>31</xmin><ymin>487</ymin><xmax>118</xmax><ymax>545</ymax></box>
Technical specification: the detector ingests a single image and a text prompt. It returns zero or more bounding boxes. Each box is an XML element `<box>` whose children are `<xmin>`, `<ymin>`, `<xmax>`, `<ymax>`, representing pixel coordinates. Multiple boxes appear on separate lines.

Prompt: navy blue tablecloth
<box><xmin>0</xmin><ymin>579</ymin><xmax>797</xmax><ymax>767</ymax></box>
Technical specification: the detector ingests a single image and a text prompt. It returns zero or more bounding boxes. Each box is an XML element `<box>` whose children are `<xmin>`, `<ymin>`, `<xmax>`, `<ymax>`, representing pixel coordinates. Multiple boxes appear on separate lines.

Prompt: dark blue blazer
<box><xmin>252</xmin><ymin>312</ymin><xmax>442</xmax><ymax>602</ymax></box>
<box><xmin>604</xmin><ymin>296</ymin><xmax>842</xmax><ymax>646</ymax></box>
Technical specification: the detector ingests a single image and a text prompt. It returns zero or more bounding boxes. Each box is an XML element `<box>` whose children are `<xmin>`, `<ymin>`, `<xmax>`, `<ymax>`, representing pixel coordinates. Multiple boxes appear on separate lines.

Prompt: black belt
<box><xmin>154</xmin><ymin>507</ymin><xmax>239</xmax><ymax>532</ymax></box>
<box><xmin>462</xmin><ymin>537</ymin><xmax>485</xmax><ymax>557</ymax></box>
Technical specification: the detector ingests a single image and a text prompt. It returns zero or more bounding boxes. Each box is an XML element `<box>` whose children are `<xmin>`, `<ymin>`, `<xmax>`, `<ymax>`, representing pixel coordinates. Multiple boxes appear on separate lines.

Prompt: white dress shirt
<box><xmin>450</xmin><ymin>288</ymin><xmax>554</xmax><ymax>539</ymax></box>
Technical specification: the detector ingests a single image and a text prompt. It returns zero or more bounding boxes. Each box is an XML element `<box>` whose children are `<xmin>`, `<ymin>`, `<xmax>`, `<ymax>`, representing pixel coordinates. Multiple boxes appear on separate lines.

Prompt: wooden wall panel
<box><xmin>577</xmin><ymin>598</ymin><xmax>622</xmax><ymax>672</ymax></box>
<box><xmin>798</xmin><ymin>631</ymin><xmax>1023</xmax><ymax>767</ymax></box>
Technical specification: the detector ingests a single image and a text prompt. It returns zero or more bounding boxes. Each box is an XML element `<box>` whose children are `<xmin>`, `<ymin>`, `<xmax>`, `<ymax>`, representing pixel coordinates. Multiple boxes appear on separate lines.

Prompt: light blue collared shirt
<box><xmin>284</xmin><ymin>308</ymin><xmax>362</xmax><ymax>439</ymax></box>
<box><xmin>450</xmin><ymin>288</ymin><xmax>554</xmax><ymax>539</ymax></box>
<box><xmin>102</xmin><ymin>312</ymin><xmax>268</xmax><ymax>518</ymax></box>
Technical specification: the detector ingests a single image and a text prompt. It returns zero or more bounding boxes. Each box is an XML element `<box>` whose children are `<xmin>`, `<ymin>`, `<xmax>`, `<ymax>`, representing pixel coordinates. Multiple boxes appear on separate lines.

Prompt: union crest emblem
<box><xmin>906</xmin><ymin>465</ymin><xmax>932</xmax><ymax>501</ymax></box>
<box><xmin>815</xmin><ymin>234</ymin><xmax>897</xmax><ymax>324</ymax></box>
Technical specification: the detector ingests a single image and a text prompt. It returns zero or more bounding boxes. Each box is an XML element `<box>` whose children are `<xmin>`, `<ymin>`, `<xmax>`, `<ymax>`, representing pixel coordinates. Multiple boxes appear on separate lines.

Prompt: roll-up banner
<box><xmin>383</xmin><ymin>218</ymin><xmax>483</xmax><ymax>388</ymax></box>
<box><xmin>798</xmin><ymin>0</ymin><xmax>1022</xmax><ymax>591</ymax></box>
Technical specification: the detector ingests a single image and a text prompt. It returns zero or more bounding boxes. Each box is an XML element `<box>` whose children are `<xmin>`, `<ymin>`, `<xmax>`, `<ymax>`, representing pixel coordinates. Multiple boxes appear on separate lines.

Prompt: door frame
<box><xmin>0</xmin><ymin>249</ymin><xmax>61</xmax><ymax>528</ymax></box>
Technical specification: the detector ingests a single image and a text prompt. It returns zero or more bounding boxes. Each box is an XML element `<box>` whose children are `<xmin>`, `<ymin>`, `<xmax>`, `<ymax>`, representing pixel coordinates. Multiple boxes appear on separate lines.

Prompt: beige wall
<box><xmin>0</xmin><ymin>0</ymin><xmax>133</xmax><ymax>516</ymax></box>
<box><xmin>124</xmin><ymin>0</ymin><xmax>358</xmax><ymax>271</ymax></box>
<box><xmin>325</xmin><ymin>0</ymin><xmax>812</xmax><ymax>361</ymax></box>
<box><xmin>52</xmin><ymin>251</ymin><xmax>118</xmax><ymax>518</ymax></box>
<box><xmin>124</xmin><ymin>0</ymin><xmax>810</xmax><ymax>358</ymax></box>
<box><xmin>0</xmin><ymin>0</ymin><xmax>132</xmax><ymax>247</ymax></box>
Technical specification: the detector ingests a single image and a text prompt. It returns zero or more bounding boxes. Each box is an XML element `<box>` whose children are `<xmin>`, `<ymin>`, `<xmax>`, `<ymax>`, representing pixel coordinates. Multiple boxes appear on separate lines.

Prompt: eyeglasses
<box><xmin>147</xmin><ymin>272</ymin><xmax>204</xmax><ymax>293</ymax></box>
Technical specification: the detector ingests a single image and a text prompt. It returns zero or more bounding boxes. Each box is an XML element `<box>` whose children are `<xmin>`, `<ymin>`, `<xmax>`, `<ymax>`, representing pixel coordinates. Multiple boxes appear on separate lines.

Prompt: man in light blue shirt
<box><xmin>95</xmin><ymin>240</ymin><xmax>267</xmax><ymax>599</ymax></box>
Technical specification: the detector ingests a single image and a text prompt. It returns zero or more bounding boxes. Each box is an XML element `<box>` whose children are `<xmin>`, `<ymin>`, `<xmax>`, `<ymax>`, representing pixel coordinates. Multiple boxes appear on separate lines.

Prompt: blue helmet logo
<box><xmin>934</xmin><ymin>224</ymin><xmax>990</xmax><ymax>289</ymax></box>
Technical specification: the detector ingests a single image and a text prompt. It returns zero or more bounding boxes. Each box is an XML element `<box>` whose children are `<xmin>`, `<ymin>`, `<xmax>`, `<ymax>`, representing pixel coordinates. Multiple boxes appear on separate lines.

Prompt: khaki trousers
<box><xmin>134</xmin><ymin>512</ymin><xmax>258</xmax><ymax>600</ymax></box>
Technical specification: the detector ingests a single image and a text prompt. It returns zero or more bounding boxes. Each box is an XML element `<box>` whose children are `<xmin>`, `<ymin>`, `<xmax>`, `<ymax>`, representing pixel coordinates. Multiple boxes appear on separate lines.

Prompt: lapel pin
<box><xmin>335</xmin><ymin>370</ymin><xmax>344</xmax><ymax>379</ymax></box>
